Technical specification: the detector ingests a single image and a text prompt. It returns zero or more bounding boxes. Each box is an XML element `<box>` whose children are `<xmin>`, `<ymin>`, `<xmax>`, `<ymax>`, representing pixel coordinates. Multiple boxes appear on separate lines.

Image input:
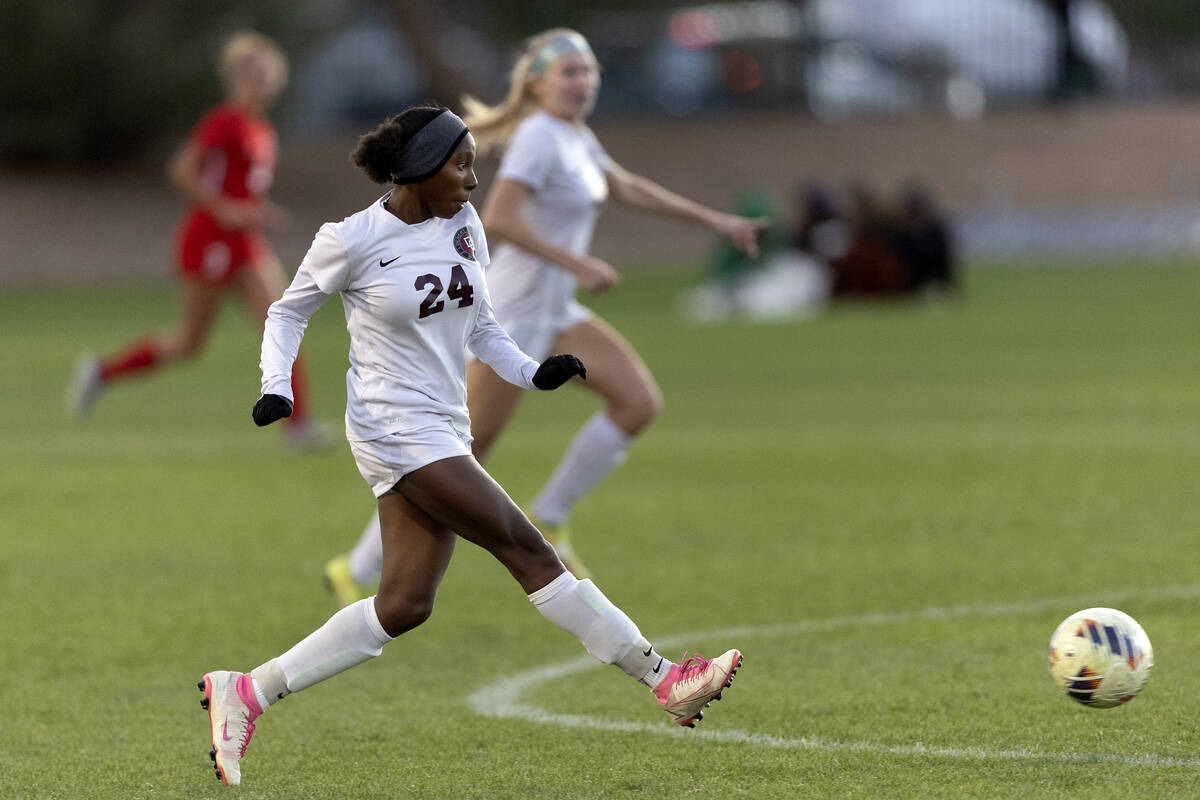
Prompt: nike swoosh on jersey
<box><xmin>379</xmin><ymin>255</ymin><xmax>402</xmax><ymax>268</ymax></box>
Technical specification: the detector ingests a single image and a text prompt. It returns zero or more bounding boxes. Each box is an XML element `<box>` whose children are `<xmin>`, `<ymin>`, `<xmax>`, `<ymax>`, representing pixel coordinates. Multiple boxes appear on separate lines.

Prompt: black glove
<box><xmin>252</xmin><ymin>393</ymin><xmax>293</xmax><ymax>426</ymax></box>
<box><xmin>532</xmin><ymin>354</ymin><xmax>586</xmax><ymax>390</ymax></box>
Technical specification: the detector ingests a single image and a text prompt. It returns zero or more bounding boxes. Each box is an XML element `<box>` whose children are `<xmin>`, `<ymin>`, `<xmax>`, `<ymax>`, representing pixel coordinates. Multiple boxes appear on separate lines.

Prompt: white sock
<box><xmin>275</xmin><ymin>597</ymin><xmax>394</xmax><ymax>693</ymax></box>
<box><xmin>620</xmin><ymin>644</ymin><xmax>673</xmax><ymax>690</ymax></box>
<box><xmin>532</xmin><ymin>413</ymin><xmax>632</xmax><ymax>526</ymax></box>
<box><xmin>348</xmin><ymin>510</ymin><xmax>384</xmax><ymax>585</ymax></box>
<box><xmin>529</xmin><ymin>571</ymin><xmax>670</xmax><ymax>686</ymax></box>
<box><xmin>251</xmin><ymin>680</ymin><xmax>271</xmax><ymax>711</ymax></box>
<box><xmin>249</xmin><ymin>659</ymin><xmax>288</xmax><ymax>710</ymax></box>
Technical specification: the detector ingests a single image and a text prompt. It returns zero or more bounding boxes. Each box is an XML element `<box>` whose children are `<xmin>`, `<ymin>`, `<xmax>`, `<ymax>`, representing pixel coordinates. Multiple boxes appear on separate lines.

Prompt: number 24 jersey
<box><xmin>261</xmin><ymin>196</ymin><xmax>539</xmax><ymax>442</ymax></box>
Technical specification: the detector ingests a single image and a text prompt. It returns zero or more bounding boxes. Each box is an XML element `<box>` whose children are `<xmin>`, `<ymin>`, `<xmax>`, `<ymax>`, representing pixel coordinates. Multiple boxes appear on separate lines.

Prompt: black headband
<box><xmin>390</xmin><ymin>109</ymin><xmax>470</xmax><ymax>184</ymax></box>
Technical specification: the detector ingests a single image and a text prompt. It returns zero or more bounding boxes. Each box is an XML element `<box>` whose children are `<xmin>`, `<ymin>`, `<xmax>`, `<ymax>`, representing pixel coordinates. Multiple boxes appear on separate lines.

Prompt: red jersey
<box><xmin>175</xmin><ymin>104</ymin><xmax>277</xmax><ymax>284</ymax></box>
<box><xmin>191</xmin><ymin>103</ymin><xmax>277</xmax><ymax>202</ymax></box>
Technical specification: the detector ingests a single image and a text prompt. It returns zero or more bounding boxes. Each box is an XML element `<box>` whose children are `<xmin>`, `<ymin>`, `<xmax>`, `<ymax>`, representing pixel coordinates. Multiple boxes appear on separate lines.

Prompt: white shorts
<box><xmin>349</xmin><ymin>419</ymin><xmax>473</xmax><ymax>497</ymax></box>
<box><xmin>494</xmin><ymin>298</ymin><xmax>593</xmax><ymax>362</ymax></box>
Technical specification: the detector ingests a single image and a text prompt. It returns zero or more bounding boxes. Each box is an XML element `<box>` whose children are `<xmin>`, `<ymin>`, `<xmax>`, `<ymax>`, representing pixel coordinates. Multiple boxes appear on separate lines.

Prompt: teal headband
<box><xmin>529</xmin><ymin>32</ymin><xmax>594</xmax><ymax>76</ymax></box>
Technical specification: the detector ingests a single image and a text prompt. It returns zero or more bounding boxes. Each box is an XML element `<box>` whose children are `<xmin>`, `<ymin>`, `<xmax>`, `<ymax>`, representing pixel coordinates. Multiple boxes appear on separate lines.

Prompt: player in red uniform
<box><xmin>68</xmin><ymin>31</ymin><xmax>327</xmax><ymax>448</ymax></box>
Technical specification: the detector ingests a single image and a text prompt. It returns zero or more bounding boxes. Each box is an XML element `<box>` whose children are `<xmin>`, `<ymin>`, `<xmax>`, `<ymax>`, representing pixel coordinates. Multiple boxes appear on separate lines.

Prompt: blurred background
<box><xmin>4</xmin><ymin>0</ymin><xmax>1200</xmax><ymax>285</ymax></box>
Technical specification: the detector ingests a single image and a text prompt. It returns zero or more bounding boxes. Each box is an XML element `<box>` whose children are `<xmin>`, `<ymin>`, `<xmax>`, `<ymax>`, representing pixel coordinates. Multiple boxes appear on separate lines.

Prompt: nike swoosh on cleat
<box><xmin>222</xmin><ymin>721</ymin><xmax>234</xmax><ymax>742</ymax></box>
<box><xmin>379</xmin><ymin>256</ymin><xmax>401</xmax><ymax>268</ymax></box>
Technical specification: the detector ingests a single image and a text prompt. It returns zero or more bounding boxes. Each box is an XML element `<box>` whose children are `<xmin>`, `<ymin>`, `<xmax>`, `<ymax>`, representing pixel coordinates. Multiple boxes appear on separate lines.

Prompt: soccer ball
<box><xmin>1048</xmin><ymin>607</ymin><xmax>1153</xmax><ymax>708</ymax></box>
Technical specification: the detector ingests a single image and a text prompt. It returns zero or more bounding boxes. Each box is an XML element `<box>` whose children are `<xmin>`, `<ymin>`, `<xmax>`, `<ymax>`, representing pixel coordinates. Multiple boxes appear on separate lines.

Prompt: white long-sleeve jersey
<box><xmin>260</xmin><ymin>195</ymin><xmax>540</xmax><ymax>442</ymax></box>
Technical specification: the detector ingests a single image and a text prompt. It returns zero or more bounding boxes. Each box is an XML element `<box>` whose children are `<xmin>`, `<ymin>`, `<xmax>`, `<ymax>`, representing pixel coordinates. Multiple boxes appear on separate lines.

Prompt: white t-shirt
<box><xmin>486</xmin><ymin>109</ymin><xmax>612</xmax><ymax>327</ymax></box>
<box><xmin>260</xmin><ymin>195</ymin><xmax>540</xmax><ymax>442</ymax></box>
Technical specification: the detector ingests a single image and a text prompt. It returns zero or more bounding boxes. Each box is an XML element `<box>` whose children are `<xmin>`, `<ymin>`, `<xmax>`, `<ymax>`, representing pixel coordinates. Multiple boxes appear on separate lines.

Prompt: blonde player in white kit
<box><xmin>196</xmin><ymin>106</ymin><xmax>742</xmax><ymax>787</ymax></box>
<box><xmin>324</xmin><ymin>28</ymin><xmax>765</xmax><ymax>601</ymax></box>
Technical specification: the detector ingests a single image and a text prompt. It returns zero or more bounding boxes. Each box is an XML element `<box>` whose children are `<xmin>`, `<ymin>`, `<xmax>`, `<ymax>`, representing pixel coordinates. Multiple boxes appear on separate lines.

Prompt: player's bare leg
<box><xmin>315</xmin><ymin>361</ymin><xmax>523</xmax><ymax>596</ymax></box>
<box><xmin>552</xmin><ymin>316</ymin><xmax>662</xmax><ymax>436</ymax></box>
<box><xmin>321</xmin><ymin>358</ymin><xmax>520</xmax><ymax>608</ymax></box>
<box><xmin>396</xmin><ymin>455</ymin><xmax>742</xmax><ymax>723</ymax></box>
<box><xmin>318</xmin><ymin>355</ymin><xmax>518</xmax><ymax>609</ymax></box>
<box><xmin>372</xmin><ymin>489</ymin><xmax>457</xmax><ymax>635</ymax></box>
<box><xmin>199</xmin><ymin>488</ymin><xmax>456</xmax><ymax>784</ymax></box>
<box><xmin>525</xmin><ymin>316</ymin><xmax>663</xmax><ymax>575</ymax></box>
<box><xmin>395</xmin><ymin>455</ymin><xmax>559</xmax><ymax>592</ymax></box>
<box><xmin>198</xmin><ymin>454</ymin><xmax>742</xmax><ymax>785</ymax></box>
<box><xmin>465</xmin><ymin>357</ymin><xmax>526</xmax><ymax>462</ymax></box>
<box><xmin>159</xmin><ymin>276</ymin><xmax>225</xmax><ymax>362</ymax></box>
<box><xmin>321</xmin><ymin>340</ymin><xmax>654</xmax><ymax>593</ymax></box>
<box><xmin>69</xmin><ymin>277</ymin><xmax>222</xmax><ymax>417</ymax></box>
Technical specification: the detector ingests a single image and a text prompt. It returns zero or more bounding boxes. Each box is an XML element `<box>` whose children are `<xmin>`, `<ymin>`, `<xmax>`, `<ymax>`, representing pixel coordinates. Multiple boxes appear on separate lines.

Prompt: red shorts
<box><xmin>175</xmin><ymin>210</ymin><xmax>268</xmax><ymax>286</ymax></box>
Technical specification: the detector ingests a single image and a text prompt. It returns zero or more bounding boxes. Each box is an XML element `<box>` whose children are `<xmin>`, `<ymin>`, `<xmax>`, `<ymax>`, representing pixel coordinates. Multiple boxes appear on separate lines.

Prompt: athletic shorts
<box><xmin>491</xmin><ymin>297</ymin><xmax>593</xmax><ymax>362</ymax></box>
<box><xmin>175</xmin><ymin>210</ymin><xmax>267</xmax><ymax>286</ymax></box>
<box><xmin>349</xmin><ymin>418</ymin><xmax>473</xmax><ymax>497</ymax></box>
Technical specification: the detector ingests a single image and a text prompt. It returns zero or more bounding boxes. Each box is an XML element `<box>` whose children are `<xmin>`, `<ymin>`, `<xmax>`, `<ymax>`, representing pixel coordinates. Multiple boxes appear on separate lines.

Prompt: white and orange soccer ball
<box><xmin>1048</xmin><ymin>607</ymin><xmax>1154</xmax><ymax>708</ymax></box>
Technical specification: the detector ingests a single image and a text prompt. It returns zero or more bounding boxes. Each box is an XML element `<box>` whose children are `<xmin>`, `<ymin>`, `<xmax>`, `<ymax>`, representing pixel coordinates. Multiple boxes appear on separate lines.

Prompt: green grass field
<box><xmin>3</xmin><ymin>261</ymin><xmax>1200</xmax><ymax>799</ymax></box>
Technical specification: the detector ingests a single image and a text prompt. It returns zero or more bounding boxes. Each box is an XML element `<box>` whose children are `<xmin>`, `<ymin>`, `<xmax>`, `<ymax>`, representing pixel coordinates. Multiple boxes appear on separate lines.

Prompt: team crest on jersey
<box><xmin>453</xmin><ymin>226</ymin><xmax>476</xmax><ymax>261</ymax></box>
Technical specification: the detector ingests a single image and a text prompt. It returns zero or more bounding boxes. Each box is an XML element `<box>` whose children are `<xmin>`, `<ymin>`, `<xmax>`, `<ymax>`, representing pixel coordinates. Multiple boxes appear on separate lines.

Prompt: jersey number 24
<box><xmin>415</xmin><ymin>265</ymin><xmax>474</xmax><ymax>319</ymax></box>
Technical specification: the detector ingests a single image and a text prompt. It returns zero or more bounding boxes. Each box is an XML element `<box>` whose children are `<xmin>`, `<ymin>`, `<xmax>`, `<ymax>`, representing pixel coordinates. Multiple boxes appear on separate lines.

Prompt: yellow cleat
<box><xmin>529</xmin><ymin>513</ymin><xmax>592</xmax><ymax>579</ymax></box>
<box><xmin>323</xmin><ymin>554</ymin><xmax>365</xmax><ymax>608</ymax></box>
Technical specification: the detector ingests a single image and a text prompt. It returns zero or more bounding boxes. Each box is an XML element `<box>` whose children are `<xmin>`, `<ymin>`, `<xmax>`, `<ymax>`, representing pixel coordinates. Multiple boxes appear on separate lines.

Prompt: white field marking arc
<box><xmin>469</xmin><ymin>583</ymin><xmax>1200</xmax><ymax>769</ymax></box>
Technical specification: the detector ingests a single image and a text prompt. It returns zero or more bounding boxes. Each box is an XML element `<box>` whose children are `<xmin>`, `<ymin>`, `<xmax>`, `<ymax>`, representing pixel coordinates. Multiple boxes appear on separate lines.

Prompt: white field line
<box><xmin>468</xmin><ymin>584</ymin><xmax>1200</xmax><ymax>769</ymax></box>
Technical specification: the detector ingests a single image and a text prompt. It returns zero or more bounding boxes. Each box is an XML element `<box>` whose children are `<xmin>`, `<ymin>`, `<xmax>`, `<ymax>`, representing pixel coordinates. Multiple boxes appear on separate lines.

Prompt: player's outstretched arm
<box><xmin>605</xmin><ymin>162</ymin><xmax>768</xmax><ymax>257</ymax></box>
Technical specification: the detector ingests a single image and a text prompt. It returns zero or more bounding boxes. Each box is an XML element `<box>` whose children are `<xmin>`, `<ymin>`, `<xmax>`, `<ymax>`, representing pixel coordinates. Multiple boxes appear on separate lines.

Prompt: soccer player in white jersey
<box><xmin>323</xmin><ymin>27</ymin><xmax>766</xmax><ymax>601</ymax></box>
<box><xmin>197</xmin><ymin>106</ymin><xmax>742</xmax><ymax>787</ymax></box>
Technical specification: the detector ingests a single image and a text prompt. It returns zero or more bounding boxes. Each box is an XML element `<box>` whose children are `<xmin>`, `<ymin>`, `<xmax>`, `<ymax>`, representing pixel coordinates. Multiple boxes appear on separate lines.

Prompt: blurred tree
<box><xmin>484</xmin><ymin>0</ymin><xmax>641</xmax><ymax>42</ymax></box>
<box><xmin>1102</xmin><ymin>0</ymin><xmax>1200</xmax><ymax>92</ymax></box>
<box><xmin>0</xmin><ymin>0</ymin><xmax>296</xmax><ymax>166</ymax></box>
<box><xmin>386</xmin><ymin>0</ymin><xmax>468</xmax><ymax>106</ymax></box>
<box><xmin>1105</xmin><ymin>0</ymin><xmax>1200</xmax><ymax>40</ymax></box>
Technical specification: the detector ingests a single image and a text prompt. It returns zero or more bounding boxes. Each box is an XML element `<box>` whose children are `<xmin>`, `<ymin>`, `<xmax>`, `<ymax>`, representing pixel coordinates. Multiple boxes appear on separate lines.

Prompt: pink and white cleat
<box><xmin>653</xmin><ymin>649</ymin><xmax>743</xmax><ymax>727</ymax></box>
<box><xmin>198</xmin><ymin>671</ymin><xmax>263</xmax><ymax>786</ymax></box>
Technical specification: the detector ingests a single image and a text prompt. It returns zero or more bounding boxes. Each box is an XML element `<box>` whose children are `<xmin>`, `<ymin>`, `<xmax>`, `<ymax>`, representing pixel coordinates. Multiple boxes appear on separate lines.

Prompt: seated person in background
<box><xmin>831</xmin><ymin>181</ymin><xmax>907</xmax><ymax>296</ymax></box>
<box><xmin>792</xmin><ymin>181</ymin><xmax>849</xmax><ymax>267</ymax></box>
<box><xmin>891</xmin><ymin>181</ymin><xmax>958</xmax><ymax>295</ymax></box>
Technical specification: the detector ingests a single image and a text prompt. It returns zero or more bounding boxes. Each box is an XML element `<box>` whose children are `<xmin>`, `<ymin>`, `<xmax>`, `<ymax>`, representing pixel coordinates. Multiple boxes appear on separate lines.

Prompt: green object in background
<box><xmin>709</xmin><ymin>184</ymin><xmax>788</xmax><ymax>279</ymax></box>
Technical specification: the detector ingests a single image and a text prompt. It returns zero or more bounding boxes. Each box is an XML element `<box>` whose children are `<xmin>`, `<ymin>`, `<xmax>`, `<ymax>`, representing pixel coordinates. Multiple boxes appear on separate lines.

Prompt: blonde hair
<box><xmin>219</xmin><ymin>30</ymin><xmax>289</xmax><ymax>96</ymax></box>
<box><xmin>461</xmin><ymin>28</ymin><xmax>594</xmax><ymax>156</ymax></box>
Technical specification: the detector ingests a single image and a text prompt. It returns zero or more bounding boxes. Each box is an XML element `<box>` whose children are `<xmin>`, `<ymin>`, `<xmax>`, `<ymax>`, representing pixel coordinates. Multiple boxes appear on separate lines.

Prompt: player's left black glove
<box><xmin>252</xmin><ymin>393</ymin><xmax>293</xmax><ymax>426</ymax></box>
<box><xmin>532</xmin><ymin>354</ymin><xmax>586</xmax><ymax>390</ymax></box>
